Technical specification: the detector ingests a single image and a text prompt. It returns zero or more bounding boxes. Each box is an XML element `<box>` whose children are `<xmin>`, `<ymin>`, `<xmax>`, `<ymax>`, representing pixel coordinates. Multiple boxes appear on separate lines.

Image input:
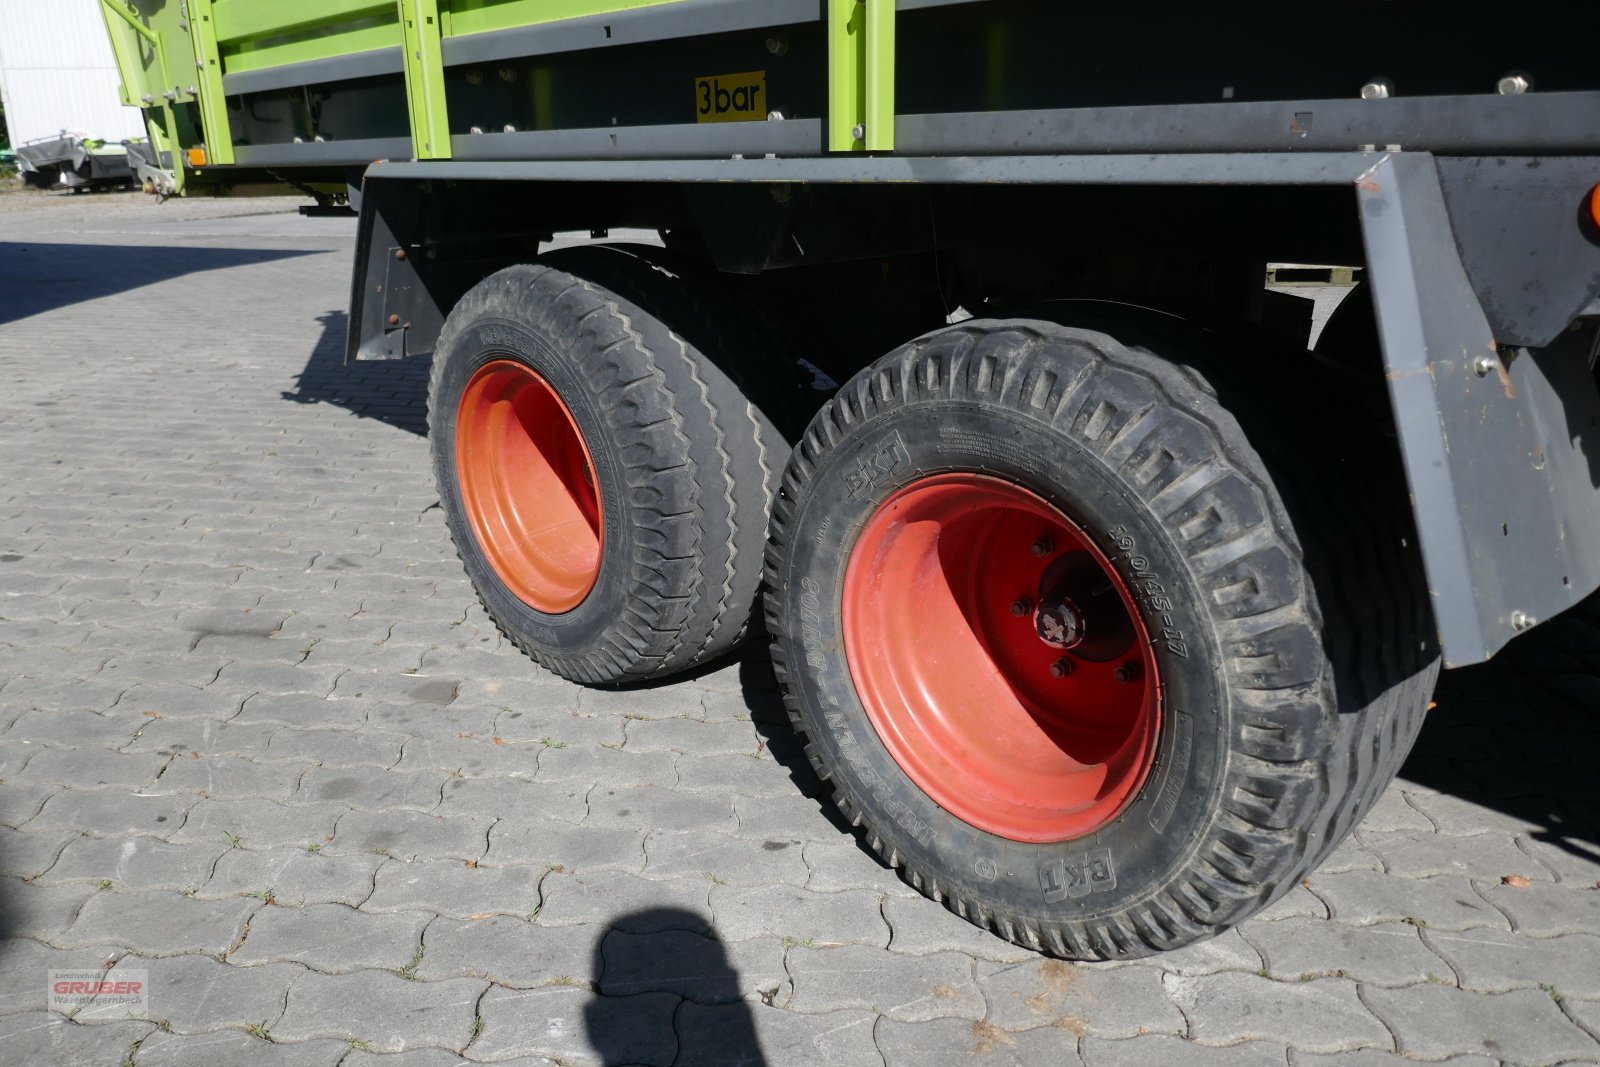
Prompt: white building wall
<box><xmin>0</xmin><ymin>0</ymin><xmax>146</xmax><ymax>146</ymax></box>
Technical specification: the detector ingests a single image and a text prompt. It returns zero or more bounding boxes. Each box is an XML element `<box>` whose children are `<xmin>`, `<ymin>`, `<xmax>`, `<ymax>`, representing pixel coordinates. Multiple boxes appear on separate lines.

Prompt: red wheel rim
<box><xmin>456</xmin><ymin>360</ymin><xmax>602</xmax><ymax>614</ymax></box>
<box><xmin>843</xmin><ymin>474</ymin><xmax>1160</xmax><ymax>843</ymax></box>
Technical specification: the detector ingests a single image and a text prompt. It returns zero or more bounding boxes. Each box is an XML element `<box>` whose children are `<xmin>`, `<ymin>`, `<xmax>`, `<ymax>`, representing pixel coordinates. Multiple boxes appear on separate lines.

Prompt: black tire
<box><xmin>429</xmin><ymin>247</ymin><xmax>793</xmax><ymax>684</ymax></box>
<box><xmin>766</xmin><ymin>307</ymin><xmax>1440</xmax><ymax>958</ymax></box>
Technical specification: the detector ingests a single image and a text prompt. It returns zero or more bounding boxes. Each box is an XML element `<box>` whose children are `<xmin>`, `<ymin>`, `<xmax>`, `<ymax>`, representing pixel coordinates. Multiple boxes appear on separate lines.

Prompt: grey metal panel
<box><xmin>441</xmin><ymin>0</ymin><xmax>821</xmax><ymax>67</ymax></box>
<box><xmin>896</xmin><ymin>92</ymin><xmax>1600</xmax><ymax>156</ymax></box>
<box><xmin>222</xmin><ymin>48</ymin><xmax>405</xmax><ymax>97</ymax></box>
<box><xmin>449</xmin><ymin>118</ymin><xmax>822</xmax><ymax>162</ymax></box>
<box><xmin>367</xmin><ymin>151</ymin><xmax>1382</xmax><ymax>186</ymax></box>
<box><xmin>1358</xmin><ymin>152</ymin><xmax>1600</xmax><ymax>666</ymax></box>
<box><xmin>234</xmin><ymin>138</ymin><xmax>412</xmax><ymax>167</ymax></box>
<box><xmin>1435</xmin><ymin>156</ymin><xmax>1600</xmax><ymax>349</ymax></box>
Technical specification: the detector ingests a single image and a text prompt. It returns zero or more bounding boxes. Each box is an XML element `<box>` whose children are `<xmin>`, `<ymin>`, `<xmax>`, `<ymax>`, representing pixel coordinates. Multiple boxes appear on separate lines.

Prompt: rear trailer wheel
<box><xmin>767</xmin><ymin>312</ymin><xmax>1440</xmax><ymax>958</ymax></box>
<box><xmin>430</xmin><ymin>248</ymin><xmax>793</xmax><ymax>684</ymax></box>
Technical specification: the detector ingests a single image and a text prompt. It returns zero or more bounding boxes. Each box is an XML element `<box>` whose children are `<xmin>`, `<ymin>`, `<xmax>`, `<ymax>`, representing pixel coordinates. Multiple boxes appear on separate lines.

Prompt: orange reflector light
<box><xmin>1591</xmin><ymin>181</ymin><xmax>1600</xmax><ymax>230</ymax></box>
<box><xmin>186</xmin><ymin>146</ymin><xmax>207</xmax><ymax>168</ymax></box>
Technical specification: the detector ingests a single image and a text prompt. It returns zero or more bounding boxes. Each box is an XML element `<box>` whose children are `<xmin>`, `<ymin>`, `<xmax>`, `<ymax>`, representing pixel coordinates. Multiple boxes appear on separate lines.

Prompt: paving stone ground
<box><xmin>2</xmin><ymin>189</ymin><xmax>1599</xmax><ymax>1066</ymax></box>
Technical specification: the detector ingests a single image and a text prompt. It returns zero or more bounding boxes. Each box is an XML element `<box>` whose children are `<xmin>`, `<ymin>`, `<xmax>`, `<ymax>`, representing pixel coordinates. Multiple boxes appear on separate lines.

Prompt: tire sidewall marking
<box><xmin>782</xmin><ymin>400</ymin><xmax>1227</xmax><ymax>920</ymax></box>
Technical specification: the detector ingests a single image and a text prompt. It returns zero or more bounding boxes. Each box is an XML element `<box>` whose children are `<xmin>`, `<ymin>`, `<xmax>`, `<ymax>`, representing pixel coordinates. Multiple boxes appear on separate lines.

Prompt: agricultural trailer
<box><xmin>100</xmin><ymin>0</ymin><xmax>1600</xmax><ymax>959</ymax></box>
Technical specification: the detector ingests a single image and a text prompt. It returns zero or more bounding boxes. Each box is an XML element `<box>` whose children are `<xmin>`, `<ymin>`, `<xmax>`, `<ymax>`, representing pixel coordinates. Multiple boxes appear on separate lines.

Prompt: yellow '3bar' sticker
<box><xmin>694</xmin><ymin>71</ymin><xmax>766</xmax><ymax>123</ymax></box>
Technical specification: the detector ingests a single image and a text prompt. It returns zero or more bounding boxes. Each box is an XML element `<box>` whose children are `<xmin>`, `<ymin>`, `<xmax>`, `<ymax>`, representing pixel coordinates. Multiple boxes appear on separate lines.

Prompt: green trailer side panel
<box><xmin>98</xmin><ymin>0</ymin><xmax>188</xmax><ymax>192</ymax></box>
<box><xmin>211</xmin><ymin>0</ymin><xmax>393</xmax><ymax>44</ymax></box>
<box><xmin>828</xmin><ymin>0</ymin><xmax>894</xmax><ymax>152</ymax></box>
<box><xmin>864</xmin><ymin>0</ymin><xmax>894</xmax><ymax>152</ymax></box>
<box><xmin>186</xmin><ymin>0</ymin><xmax>236</xmax><ymax>165</ymax></box>
<box><xmin>827</xmin><ymin>0</ymin><xmax>863</xmax><ymax>152</ymax></box>
<box><xmin>443</xmin><ymin>0</ymin><xmax>683</xmax><ymax>38</ymax></box>
<box><xmin>402</xmin><ymin>0</ymin><xmax>454</xmax><ymax>159</ymax></box>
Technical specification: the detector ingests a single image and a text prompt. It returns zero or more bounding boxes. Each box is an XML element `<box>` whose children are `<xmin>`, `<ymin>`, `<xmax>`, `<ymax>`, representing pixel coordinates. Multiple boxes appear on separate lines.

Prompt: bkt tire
<box><xmin>429</xmin><ymin>247</ymin><xmax>793</xmax><ymax>684</ymax></box>
<box><xmin>766</xmin><ymin>309</ymin><xmax>1439</xmax><ymax>958</ymax></box>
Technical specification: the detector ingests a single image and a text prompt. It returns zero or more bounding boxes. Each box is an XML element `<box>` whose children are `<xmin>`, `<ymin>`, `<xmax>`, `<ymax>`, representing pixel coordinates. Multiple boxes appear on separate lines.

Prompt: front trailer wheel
<box><xmin>767</xmin><ymin>313</ymin><xmax>1440</xmax><ymax>958</ymax></box>
<box><xmin>430</xmin><ymin>249</ymin><xmax>792</xmax><ymax>684</ymax></box>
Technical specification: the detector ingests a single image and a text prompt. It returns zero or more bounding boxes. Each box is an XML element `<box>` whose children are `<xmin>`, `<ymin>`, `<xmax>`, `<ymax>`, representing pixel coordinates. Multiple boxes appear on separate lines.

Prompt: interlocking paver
<box><xmin>709</xmin><ymin>884</ymin><xmax>889</xmax><ymax>947</ymax></box>
<box><xmin>229</xmin><ymin>902</ymin><xmax>427</xmax><ymax>973</ymax></box>
<box><xmin>1247</xmin><ymin>918</ymin><xmax>1449</xmax><ymax>986</ymax></box>
<box><xmin>0</xmin><ymin>826</ymin><xmax>75</xmax><ymax>880</ymax></box>
<box><xmin>1080</xmin><ymin>1035</ymin><xmax>1287</xmax><ymax>1065</ymax></box>
<box><xmin>880</xmin><ymin>893</ymin><xmax>1037</xmax><ymax>962</ymax></box>
<box><xmin>489</xmin><ymin>817</ymin><xmax>640</xmax><ymax>872</ymax></box>
<box><xmin>0</xmin><ymin>1013</ymin><xmax>153</xmax><ymax>1067</ymax></box>
<box><xmin>3</xmin><ymin>194</ymin><xmax>1598</xmax><ymax>1067</ymax></box>
<box><xmin>0</xmin><ymin>878</ymin><xmax>96</xmax><ymax>941</ymax></box>
<box><xmin>675</xmin><ymin>1004</ymin><xmax>883</xmax><ymax>1062</ymax></box>
<box><xmin>600</xmin><ymin>928</ymin><xmax>785</xmax><ymax>1004</ymax></box>
<box><xmin>1361</xmin><ymin>984</ymin><xmax>1597</xmax><ymax>1064</ymax></box>
<box><xmin>434</xmin><ymin>776</ymin><xmax>588</xmax><ymax>824</ymax></box>
<box><xmin>789</xmin><ymin>943</ymin><xmax>982</xmax><ymax>1022</ymax></box>
<box><xmin>1361</xmin><ymin>828</ymin><xmax>1551</xmax><ymax>882</ymax></box>
<box><xmin>536</xmin><ymin>871</ymin><xmax>714</xmax><ymax>931</ymax></box>
<box><xmin>146</xmin><ymin>753</ymin><xmax>307</xmax><ymax>800</ymax></box>
<box><xmin>59</xmin><ymin>889</ymin><xmax>257</xmax><ymax>956</ymax></box>
<box><xmin>332</xmin><ymin>809</ymin><xmax>491</xmax><ymax>863</ymax></box>
<box><xmin>39</xmin><ymin>835</ymin><xmax>224</xmax><ymax>893</ymax></box>
<box><xmin>1426</xmin><ymin>928</ymin><xmax>1600</xmax><ymax>999</ymax></box>
<box><xmin>641</xmin><ymin>829</ymin><xmax>807</xmax><ymax>886</ymax></box>
<box><xmin>415</xmin><ymin>916</ymin><xmax>599</xmax><ymax>987</ymax></box>
<box><xmin>979</xmin><ymin>958</ymin><xmax>1181</xmax><ymax>1036</ymax></box>
<box><xmin>365</xmin><ymin>859</ymin><xmax>544</xmax><ymax>919</ymax></box>
<box><xmin>202</xmin><ymin>844</ymin><xmax>383</xmax><ymax>905</ymax></box>
<box><xmin>873</xmin><ymin>1015</ymin><xmax>1076</xmax><ymax>1066</ymax></box>
<box><xmin>132</xmin><ymin>1031</ymin><xmax>350</xmax><ymax>1066</ymax></box>
<box><xmin>468</xmin><ymin>985</ymin><xmax>678</xmax><ymax>1065</ymax></box>
<box><xmin>0</xmin><ymin>938</ymin><xmax>119</xmax><ymax>1017</ymax></box>
<box><xmin>1164</xmin><ymin>971</ymin><xmax>1390</xmax><ymax>1053</ymax></box>
<box><xmin>26</xmin><ymin>790</ymin><xmax>194</xmax><ymax>837</ymax></box>
<box><xmin>174</xmin><ymin>797</ymin><xmax>337</xmax><ymax>850</ymax></box>
<box><xmin>295</xmin><ymin>766</ymin><xmax>446</xmax><ymax>812</ymax></box>
<box><xmin>1310</xmin><ymin>870</ymin><xmax>1508</xmax><ymax>931</ymax></box>
<box><xmin>586</xmin><ymin>784</ymin><xmax>737</xmax><ymax>834</ymax></box>
<box><xmin>273</xmin><ymin>970</ymin><xmax>485</xmax><ymax>1053</ymax></box>
<box><xmin>81</xmin><ymin>953</ymin><xmax>299</xmax><ymax>1033</ymax></box>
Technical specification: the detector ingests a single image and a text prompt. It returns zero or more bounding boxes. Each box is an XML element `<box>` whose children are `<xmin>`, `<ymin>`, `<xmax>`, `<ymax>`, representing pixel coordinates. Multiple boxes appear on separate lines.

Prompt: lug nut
<box><xmin>1050</xmin><ymin>658</ymin><xmax>1075</xmax><ymax>678</ymax></box>
<box><xmin>1010</xmin><ymin>597</ymin><xmax>1033</xmax><ymax>617</ymax></box>
<box><xmin>1030</xmin><ymin>536</ymin><xmax>1055</xmax><ymax>557</ymax></box>
<box><xmin>1113</xmin><ymin>661</ymin><xmax>1141</xmax><ymax>684</ymax></box>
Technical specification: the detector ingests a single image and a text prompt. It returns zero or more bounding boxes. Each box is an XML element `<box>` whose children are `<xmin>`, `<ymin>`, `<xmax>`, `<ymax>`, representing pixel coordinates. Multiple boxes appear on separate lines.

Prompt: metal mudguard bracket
<box><xmin>1359</xmin><ymin>152</ymin><xmax>1600</xmax><ymax>666</ymax></box>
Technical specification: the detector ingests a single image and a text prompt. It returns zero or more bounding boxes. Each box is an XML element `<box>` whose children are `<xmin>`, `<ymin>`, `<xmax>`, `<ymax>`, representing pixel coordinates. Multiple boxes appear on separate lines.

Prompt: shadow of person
<box><xmin>584</xmin><ymin>907</ymin><xmax>769</xmax><ymax>1067</ymax></box>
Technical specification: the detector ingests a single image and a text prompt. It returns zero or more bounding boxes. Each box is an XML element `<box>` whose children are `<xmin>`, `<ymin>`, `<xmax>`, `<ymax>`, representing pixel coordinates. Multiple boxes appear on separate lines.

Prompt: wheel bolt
<box><xmin>1113</xmin><ymin>661</ymin><xmax>1141</xmax><ymax>684</ymax></box>
<box><xmin>1030</xmin><ymin>535</ymin><xmax>1055</xmax><ymax>557</ymax></box>
<box><xmin>1010</xmin><ymin>597</ymin><xmax>1033</xmax><ymax>617</ymax></box>
<box><xmin>1050</xmin><ymin>658</ymin><xmax>1075</xmax><ymax>678</ymax></box>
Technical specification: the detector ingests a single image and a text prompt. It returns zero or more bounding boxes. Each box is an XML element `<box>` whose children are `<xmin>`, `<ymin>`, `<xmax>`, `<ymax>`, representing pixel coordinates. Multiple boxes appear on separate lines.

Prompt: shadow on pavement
<box><xmin>587</xmin><ymin>907</ymin><xmax>768</xmax><ymax>1066</ymax></box>
<box><xmin>0</xmin><ymin>242</ymin><xmax>320</xmax><ymax>327</ymax></box>
<box><xmin>281</xmin><ymin>309</ymin><xmax>431</xmax><ymax>436</ymax></box>
<box><xmin>1404</xmin><ymin>596</ymin><xmax>1600</xmax><ymax>867</ymax></box>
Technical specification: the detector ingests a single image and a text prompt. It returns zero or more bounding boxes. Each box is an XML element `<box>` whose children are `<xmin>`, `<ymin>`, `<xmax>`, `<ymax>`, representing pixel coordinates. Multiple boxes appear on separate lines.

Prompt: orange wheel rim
<box><xmin>456</xmin><ymin>360</ymin><xmax>602</xmax><ymax>614</ymax></box>
<box><xmin>843</xmin><ymin>474</ymin><xmax>1160</xmax><ymax>843</ymax></box>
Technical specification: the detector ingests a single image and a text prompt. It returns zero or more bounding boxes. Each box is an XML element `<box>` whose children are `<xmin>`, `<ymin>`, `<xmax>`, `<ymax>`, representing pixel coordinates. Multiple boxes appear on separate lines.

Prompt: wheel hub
<box><xmin>1033</xmin><ymin>597</ymin><xmax>1084</xmax><ymax>649</ymax></box>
